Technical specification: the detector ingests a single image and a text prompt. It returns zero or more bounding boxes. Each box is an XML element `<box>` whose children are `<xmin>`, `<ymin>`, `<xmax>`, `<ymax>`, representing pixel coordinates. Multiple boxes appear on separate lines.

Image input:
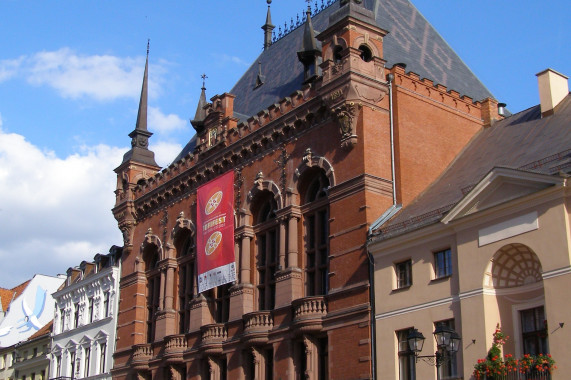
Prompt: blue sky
<box><xmin>0</xmin><ymin>0</ymin><xmax>569</xmax><ymax>288</ymax></box>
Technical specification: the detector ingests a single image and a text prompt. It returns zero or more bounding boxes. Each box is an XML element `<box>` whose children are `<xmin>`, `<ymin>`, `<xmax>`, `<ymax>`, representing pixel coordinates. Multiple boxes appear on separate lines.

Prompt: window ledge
<box><xmin>431</xmin><ymin>275</ymin><xmax>452</xmax><ymax>283</ymax></box>
<box><xmin>391</xmin><ymin>285</ymin><xmax>412</xmax><ymax>293</ymax></box>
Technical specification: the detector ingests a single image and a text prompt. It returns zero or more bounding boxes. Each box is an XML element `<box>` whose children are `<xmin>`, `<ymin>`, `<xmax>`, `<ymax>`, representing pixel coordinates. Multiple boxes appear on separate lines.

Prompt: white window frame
<box><xmin>511</xmin><ymin>297</ymin><xmax>545</xmax><ymax>358</ymax></box>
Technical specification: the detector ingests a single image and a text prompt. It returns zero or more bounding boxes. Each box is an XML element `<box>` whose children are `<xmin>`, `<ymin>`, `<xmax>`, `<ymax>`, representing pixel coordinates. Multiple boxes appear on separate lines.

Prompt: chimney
<box><xmin>536</xmin><ymin>68</ymin><xmax>569</xmax><ymax>117</ymax></box>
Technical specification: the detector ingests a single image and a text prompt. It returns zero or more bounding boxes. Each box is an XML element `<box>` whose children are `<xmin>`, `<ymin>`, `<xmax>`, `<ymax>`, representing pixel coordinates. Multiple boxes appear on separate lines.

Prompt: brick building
<box><xmin>111</xmin><ymin>1</ymin><xmax>503</xmax><ymax>379</ymax></box>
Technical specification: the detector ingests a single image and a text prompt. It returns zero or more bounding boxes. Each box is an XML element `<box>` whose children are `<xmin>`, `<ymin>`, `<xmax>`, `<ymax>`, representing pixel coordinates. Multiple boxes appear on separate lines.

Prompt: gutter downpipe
<box><xmin>368</xmin><ymin>74</ymin><xmax>397</xmax><ymax>380</ymax></box>
<box><xmin>388</xmin><ymin>73</ymin><xmax>397</xmax><ymax>206</ymax></box>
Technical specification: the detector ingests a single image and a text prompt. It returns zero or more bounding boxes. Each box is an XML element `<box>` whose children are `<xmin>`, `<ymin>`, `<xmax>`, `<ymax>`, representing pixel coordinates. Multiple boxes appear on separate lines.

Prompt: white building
<box><xmin>50</xmin><ymin>247</ymin><xmax>121</xmax><ymax>380</ymax></box>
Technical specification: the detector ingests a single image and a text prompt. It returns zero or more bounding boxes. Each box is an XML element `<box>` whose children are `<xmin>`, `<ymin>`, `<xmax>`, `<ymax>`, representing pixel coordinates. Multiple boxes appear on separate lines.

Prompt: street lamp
<box><xmin>407</xmin><ymin>326</ymin><xmax>461</xmax><ymax>379</ymax></box>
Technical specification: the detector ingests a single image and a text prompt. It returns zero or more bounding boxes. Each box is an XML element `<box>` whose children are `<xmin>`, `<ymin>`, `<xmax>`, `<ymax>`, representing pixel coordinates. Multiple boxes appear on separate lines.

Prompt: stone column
<box><xmin>159</xmin><ymin>267</ymin><xmax>166</xmax><ymax>310</ymax></box>
<box><xmin>240</xmin><ymin>230</ymin><xmax>254</xmax><ymax>284</ymax></box>
<box><xmin>275</xmin><ymin>206</ymin><xmax>303</xmax><ymax>307</ymax></box>
<box><xmin>229</xmin><ymin>226</ymin><xmax>255</xmax><ymax>320</ymax></box>
<box><xmin>156</xmin><ymin>257</ymin><xmax>177</xmax><ymax>339</ymax></box>
<box><xmin>287</xmin><ymin>214</ymin><xmax>299</xmax><ymax>268</ymax></box>
<box><xmin>164</xmin><ymin>265</ymin><xmax>175</xmax><ymax>311</ymax></box>
<box><xmin>279</xmin><ymin>218</ymin><xmax>287</xmax><ymax>270</ymax></box>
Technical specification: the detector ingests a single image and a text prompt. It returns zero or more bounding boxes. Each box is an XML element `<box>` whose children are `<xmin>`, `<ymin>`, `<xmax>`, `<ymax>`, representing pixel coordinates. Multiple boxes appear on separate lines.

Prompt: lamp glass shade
<box><xmin>434</xmin><ymin>325</ymin><xmax>452</xmax><ymax>349</ymax></box>
<box><xmin>407</xmin><ymin>328</ymin><xmax>425</xmax><ymax>353</ymax></box>
<box><xmin>449</xmin><ymin>331</ymin><xmax>461</xmax><ymax>353</ymax></box>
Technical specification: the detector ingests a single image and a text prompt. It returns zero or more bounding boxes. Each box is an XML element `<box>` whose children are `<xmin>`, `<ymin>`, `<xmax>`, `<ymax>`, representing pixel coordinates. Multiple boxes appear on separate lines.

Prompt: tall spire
<box><xmin>135</xmin><ymin>39</ymin><xmax>150</xmax><ymax>132</ymax></box>
<box><xmin>120</xmin><ymin>40</ymin><xmax>159</xmax><ymax>167</ymax></box>
<box><xmin>262</xmin><ymin>0</ymin><xmax>275</xmax><ymax>50</ymax></box>
<box><xmin>191</xmin><ymin>74</ymin><xmax>208</xmax><ymax>133</ymax></box>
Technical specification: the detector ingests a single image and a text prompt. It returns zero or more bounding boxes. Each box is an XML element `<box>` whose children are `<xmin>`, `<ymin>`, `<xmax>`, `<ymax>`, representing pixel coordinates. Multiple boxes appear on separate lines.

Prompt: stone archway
<box><xmin>482</xmin><ymin>243</ymin><xmax>546</xmax><ymax>357</ymax></box>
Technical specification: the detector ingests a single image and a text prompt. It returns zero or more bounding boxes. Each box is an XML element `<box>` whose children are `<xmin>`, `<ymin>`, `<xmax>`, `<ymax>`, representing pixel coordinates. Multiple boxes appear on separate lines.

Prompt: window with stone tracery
<box><xmin>253</xmin><ymin>190</ymin><xmax>279</xmax><ymax>311</ymax></box>
<box><xmin>175</xmin><ymin>230</ymin><xmax>195</xmax><ymax>333</ymax></box>
<box><xmin>300</xmin><ymin>168</ymin><xmax>330</xmax><ymax>296</ymax></box>
<box><xmin>143</xmin><ymin>244</ymin><xmax>160</xmax><ymax>343</ymax></box>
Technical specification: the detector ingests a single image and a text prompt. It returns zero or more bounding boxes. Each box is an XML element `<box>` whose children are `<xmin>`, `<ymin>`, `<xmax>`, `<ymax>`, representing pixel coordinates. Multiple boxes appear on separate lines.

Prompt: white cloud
<box><xmin>0</xmin><ymin>127</ymin><xmax>124</xmax><ymax>287</ymax></box>
<box><xmin>0</xmin><ymin>57</ymin><xmax>23</xmax><ymax>82</ymax></box>
<box><xmin>151</xmin><ymin>140</ymin><xmax>184</xmax><ymax>167</ymax></box>
<box><xmin>149</xmin><ymin>106</ymin><xmax>187</xmax><ymax>134</ymax></box>
<box><xmin>214</xmin><ymin>53</ymin><xmax>250</xmax><ymax>67</ymax></box>
<box><xmin>26</xmin><ymin>48</ymin><xmax>149</xmax><ymax>101</ymax></box>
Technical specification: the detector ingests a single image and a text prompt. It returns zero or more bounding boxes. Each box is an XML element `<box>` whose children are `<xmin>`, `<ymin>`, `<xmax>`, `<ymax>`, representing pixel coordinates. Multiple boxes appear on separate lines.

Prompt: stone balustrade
<box><xmin>164</xmin><ymin>334</ymin><xmax>187</xmax><ymax>355</ymax></box>
<box><xmin>292</xmin><ymin>296</ymin><xmax>327</xmax><ymax>333</ymax></box>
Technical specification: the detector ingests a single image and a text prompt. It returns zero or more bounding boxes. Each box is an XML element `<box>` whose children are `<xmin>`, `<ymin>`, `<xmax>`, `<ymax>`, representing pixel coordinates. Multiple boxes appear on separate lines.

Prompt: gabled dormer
<box><xmin>192</xmin><ymin>86</ymin><xmax>238</xmax><ymax>156</ymax></box>
<box><xmin>442</xmin><ymin>167</ymin><xmax>566</xmax><ymax>224</ymax></box>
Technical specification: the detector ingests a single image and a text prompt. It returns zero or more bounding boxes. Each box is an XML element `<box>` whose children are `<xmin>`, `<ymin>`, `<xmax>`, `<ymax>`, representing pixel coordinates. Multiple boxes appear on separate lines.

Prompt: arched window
<box><xmin>143</xmin><ymin>244</ymin><xmax>160</xmax><ymax>343</ymax></box>
<box><xmin>358</xmin><ymin>44</ymin><xmax>373</xmax><ymax>62</ymax></box>
<box><xmin>175</xmin><ymin>229</ymin><xmax>195</xmax><ymax>334</ymax></box>
<box><xmin>300</xmin><ymin>168</ymin><xmax>330</xmax><ymax>296</ymax></box>
<box><xmin>252</xmin><ymin>190</ymin><xmax>279</xmax><ymax>310</ymax></box>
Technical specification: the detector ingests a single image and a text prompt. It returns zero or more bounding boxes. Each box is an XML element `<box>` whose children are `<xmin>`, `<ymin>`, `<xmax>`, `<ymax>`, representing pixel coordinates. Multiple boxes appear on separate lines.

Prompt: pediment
<box><xmin>51</xmin><ymin>344</ymin><xmax>63</xmax><ymax>354</ymax></box>
<box><xmin>442</xmin><ymin>167</ymin><xmax>563</xmax><ymax>223</ymax></box>
<box><xmin>79</xmin><ymin>334</ymin><xmax>93</xmax><ymax>346</ymax></box>
<box><xmin>94</xmin><ymin>330</ymin><xmax>109</xmax><ymax>342</ymax></box>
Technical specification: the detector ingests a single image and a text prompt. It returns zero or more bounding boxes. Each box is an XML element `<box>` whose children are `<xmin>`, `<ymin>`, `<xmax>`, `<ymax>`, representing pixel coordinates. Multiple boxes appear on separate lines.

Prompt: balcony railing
<box><xmin>164</xmin><ymin>334</ymin><xmax>187</xmax><ymax>360</ymax></box>
<box><xmin>483</xmin><ymin>373</ymin><xmax>551</xmax><ymax>380</ymax></box>
<box><xmin>242</xmin><ymin>311</ymin><xmax>273</xmax><ymax>344</ymax></box>
<box><xmin>200</xmin><ymin>323</ymin><xmax>227</xmax><ymax>354</ymax></box>
<box><xmin>292</xmin><ymin>296</ymin><xmax>327</xmax><ymax>333</ymax></box>
<box><xmin>131</xmin><ymin>343</ymin><xmax>152</xmax><ymax>369</ymax></box>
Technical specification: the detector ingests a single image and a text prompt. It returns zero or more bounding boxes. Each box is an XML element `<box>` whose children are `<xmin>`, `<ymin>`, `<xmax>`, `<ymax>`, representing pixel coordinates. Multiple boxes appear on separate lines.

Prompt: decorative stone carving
<box><xmin>273</xmin><ymin>147</ymin><xmax>290</xmax><ymax>196</ymax></box>
<box><xmin>333</xmin><ymin>102</ymin><xmax>360</xmax><ymax>150</ymax></box>
<box><xmin>254</xmin><ymin>171</ymin><xmax>264</xmax><ymax>188</ymax></box>
<box><xmin>120</xmin><ymin>221</ymin><xmax>134</xmax><ymax>246</ymax></box>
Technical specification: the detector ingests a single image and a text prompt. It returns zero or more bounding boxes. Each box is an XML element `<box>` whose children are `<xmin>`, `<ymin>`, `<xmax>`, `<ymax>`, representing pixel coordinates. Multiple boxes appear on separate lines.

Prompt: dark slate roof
<box><xmin>173</xmin><ymin>0</ymin><xmax>495</xmax><ymax>164</ymax></box>
<box><xmin>373</xmin><ymin>94</ymin><xmax>571</xmax><ymax>240</ymax></box>
<box><xmin>230</xmin><ymin>0</ymin><xmax>494</xmax><ymax>118</ymax></box>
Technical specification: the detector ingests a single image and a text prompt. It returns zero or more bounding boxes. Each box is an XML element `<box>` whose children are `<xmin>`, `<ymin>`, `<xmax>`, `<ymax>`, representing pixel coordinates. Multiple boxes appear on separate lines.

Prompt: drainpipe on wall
<box><xmin>368</xmin><ymin>73</ymin><xmax>401</xmax><ymax>379</ymax></box>
<box><xmin>387</xmin><ymin>73</ymin><xmax>397</xmax><ymax>206</ymax></box>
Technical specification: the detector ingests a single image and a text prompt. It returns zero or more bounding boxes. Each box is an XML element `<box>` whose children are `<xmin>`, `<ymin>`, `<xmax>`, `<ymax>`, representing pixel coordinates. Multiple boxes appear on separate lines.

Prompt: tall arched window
<box><xmin>143</xmin><ymin>244</ymin><xmax>160</xmax><ymax>343</ymax></box>
<box><xmin>252</xmin><ymin>190</ymin><xmax>279</xmax><ymax>310</ymax></box>
<box><xmin>175</xmin><ymin>230</ymin><xmax>195</xmax><ymax>334</ymax></box>
<box><xmin>213</xmin><ymin>284</ymin><xmax>231</xmax><ymax>323</ymax></box>
<box><xmin>300</xmin><ymin>168</ymin><xmax>330</xmax><ymax>296</ymax></box>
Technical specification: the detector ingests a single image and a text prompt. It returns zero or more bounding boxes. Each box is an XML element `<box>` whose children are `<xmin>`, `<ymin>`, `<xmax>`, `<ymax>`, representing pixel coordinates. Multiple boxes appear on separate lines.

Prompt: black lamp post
<box><xmin>407</xmin><ymin>326</ymin><xmax>461</xmax><ymax>380</ymax></box>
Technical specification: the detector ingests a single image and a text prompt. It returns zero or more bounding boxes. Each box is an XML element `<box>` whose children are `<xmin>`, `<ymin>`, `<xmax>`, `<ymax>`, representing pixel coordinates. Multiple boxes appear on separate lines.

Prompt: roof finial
<box><xmin>262</xmin><ymin>0</ymin><xmax>275</xmax><ymax>50</ymax></box>
<box><xmin>201</xmin><ymin>73</ymin><xmax>208</xmax><ymax>90</ymax></box>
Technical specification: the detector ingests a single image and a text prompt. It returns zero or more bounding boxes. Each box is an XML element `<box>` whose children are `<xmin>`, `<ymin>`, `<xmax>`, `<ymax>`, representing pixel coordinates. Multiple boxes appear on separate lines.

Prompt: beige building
<box><xmin>12</xmin><ymin>323</ymin><xmax>51</xmax><ymax>380</ymax></box>
<box><xmin>369</xmin><ymin>69</ymin><xmax>570</xmax><ymax>379</ymax></box>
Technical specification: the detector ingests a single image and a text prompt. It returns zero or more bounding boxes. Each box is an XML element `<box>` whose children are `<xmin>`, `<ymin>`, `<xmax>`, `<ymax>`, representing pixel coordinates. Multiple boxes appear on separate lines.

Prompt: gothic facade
<box><xmin>111</xmin><ymin>1</ymin><xmax>503</xmax><ymax>379</ymax></box>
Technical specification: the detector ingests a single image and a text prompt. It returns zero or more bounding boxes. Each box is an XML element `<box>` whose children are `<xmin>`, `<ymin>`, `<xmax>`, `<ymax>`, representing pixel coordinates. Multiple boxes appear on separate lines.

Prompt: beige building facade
<box><xmin>369</xmin><ymin>70</ymin><xmax>571</xmax><ymax>379</ymax></box>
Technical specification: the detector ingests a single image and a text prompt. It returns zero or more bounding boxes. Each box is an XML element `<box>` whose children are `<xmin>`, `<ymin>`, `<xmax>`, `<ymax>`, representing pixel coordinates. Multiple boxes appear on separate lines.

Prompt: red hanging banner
<box><xmin>196</xmin><ymin>171</ymin><xmax>236</xmax><ymax>293</ymax></box>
